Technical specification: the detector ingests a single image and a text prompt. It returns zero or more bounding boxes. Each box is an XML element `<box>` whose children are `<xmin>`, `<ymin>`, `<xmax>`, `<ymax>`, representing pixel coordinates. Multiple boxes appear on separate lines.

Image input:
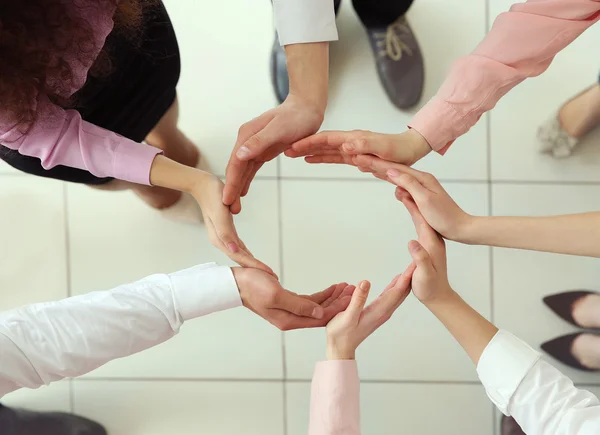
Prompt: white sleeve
<box><xmin>273</xmin><ymin>0</ymin><xmax>338</xmax><ymax>46</ymax></box>
<box><xmin>477</xmin><ymin>330</ymin><xmax>600</xmax><ymax>435</ymax></box>
<box><xmin>0</xmin><ymin>263</ymin><xmax>241</xmax><ymax>397</ymax></box>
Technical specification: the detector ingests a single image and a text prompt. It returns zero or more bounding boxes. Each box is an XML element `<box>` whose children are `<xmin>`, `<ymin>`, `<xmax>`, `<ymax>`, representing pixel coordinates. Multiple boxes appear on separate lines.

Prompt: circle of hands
<box><xmin>196</xmin><ymin>98</ymin><xmax>472</xmax><ymax>351</ymax></box>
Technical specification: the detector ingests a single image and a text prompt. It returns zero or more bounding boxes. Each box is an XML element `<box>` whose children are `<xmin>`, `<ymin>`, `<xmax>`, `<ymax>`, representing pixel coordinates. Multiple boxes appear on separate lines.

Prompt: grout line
<box><xmin>63</xmin><ymin>183</ymin><xmax>72</xmax><ymax>298</ymax></box>
<box><xmin>276</xmin><ymin>157</ymin><xmax>288</xmax><ymax>435</ymax></box>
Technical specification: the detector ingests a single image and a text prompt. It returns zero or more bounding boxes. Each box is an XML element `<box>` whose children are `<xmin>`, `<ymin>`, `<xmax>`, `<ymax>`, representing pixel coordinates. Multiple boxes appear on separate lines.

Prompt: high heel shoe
<box><xmin>541</xmin><ymin>333</ymin><xmax>599</xmax><ymax>372</ymax></box>
<box><xmin>542</xmin><ymin>291</ymin><xmax>599</xmax><ymax>328</ymax></box>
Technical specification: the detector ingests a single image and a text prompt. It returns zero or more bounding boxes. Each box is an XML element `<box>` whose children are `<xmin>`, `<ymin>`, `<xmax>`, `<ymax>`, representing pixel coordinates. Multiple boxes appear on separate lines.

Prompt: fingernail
<box><xmin>359</xmin><ymin>281</ymin><xmax>368</xmax><ymax>291</ymax></box>
<box><xmin>343</xmin><ymin>143</ymin><xmax>355</xmax><ymax>152</ymax></box>
<box><xmin>228</xmin><ymin>242</ymin><xmax>239</xmax><ymax>253</ymax></box>
<box><xmin>236</xmin><ymin>146</ymin><xmax>250</xmax><ymax>159</ymax></box>
<box><xmin>387</xmin><ymin>169</ymin><xmax>401</xmax><ymax>178</ymax></box>
<box><xmin>312</xmin><ymin>306</ymin><xmax>324</xmax><ymax>319</ymax></box>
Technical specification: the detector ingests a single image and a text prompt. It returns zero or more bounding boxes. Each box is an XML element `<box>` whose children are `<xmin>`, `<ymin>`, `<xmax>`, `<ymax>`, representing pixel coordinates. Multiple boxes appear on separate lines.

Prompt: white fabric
<box><xmin>274</xmin><ymin>0</ymin><xmax>338</xmax><ymax>46</ymax></box>
<box><xmin>477</xmin><ymin>330</ymin><xmax>600</xmax><ymax>434</ymax></box>
<box><xmin>0</xmin><ymin>263</ymin><xmax>240</xmax><ymax>397</ymax></box>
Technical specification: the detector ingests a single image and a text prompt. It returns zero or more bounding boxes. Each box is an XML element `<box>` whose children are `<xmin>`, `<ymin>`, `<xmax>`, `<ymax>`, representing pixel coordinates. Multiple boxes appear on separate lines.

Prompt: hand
<box><xmin>191</xmin><ymin>173</ymin><xmax>275</xmax><ymax>276</ymax></box>
<box><xmin>325</xmin><ymin>266</ymin><xmax>416</xmax><ymax>360</ymax></box>
<box><xmin>400</xmin><ymin>193</ymin><xmax>452</xmax><ymax>305</ymax></box>
<box><xmin>285</xmin><ymin>129</ymin><xmax>432</xmax><ymax>168</ymax></box>
<box><xmin>383</xmin><ymin>165</ymin><xmax>474</xmax><ymax>242</ymax></box>
<box><xmin>223</xmin><ymin>95</ymin><xmax>325</xmax><ymax>214</ymax></box>
<box><xmin>232</xmin><ymin>267</ymin><xmax>355</xmax><ymax>331</ymax></box>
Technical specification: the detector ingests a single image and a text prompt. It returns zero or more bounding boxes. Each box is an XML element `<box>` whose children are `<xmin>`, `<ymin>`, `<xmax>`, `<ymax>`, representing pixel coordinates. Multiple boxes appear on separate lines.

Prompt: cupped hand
<box><xmin>285</xmin><ymin>129</ymin><xmax>432</xmax><ymax>168</ymax></box>
<box><xmin>400</xmin><ymin>194</ymin><xmax>451</xmax><ymax>305</ymax></box>
<box><xmin>232</xmin><ymin>267</ymin><xmax>356</xmax><ymax>331</ymax></box>
<box><xmin>191</xmin><ymin>173</ymin><xmax>275</xmax><ymax>276</ymax></box>
<box><xmin>223</xmin><ymin>95</ymin><xmax>325</xmax><ymax>214</ymax></box>
<box><xmin>325</xmin><ymin>264</ymin><xmax>416</xmax><ymax>360</ymax></box>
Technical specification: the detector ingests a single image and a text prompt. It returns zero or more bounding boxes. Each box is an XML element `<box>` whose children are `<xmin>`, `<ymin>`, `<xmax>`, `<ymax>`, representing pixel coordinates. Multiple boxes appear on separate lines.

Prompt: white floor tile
<box><xmin>164</xmin><ymin>0</ymin><xmax>277</xmax><ymax>178</ymax></box>
<box><xmin>67</xmin><ymin>180</ymin><xmax>282</xmax><ymax>379</ymax></box>
<box><xmin>282</xmin><ymin>180</ymin><xmax>490</xmax><ymax>380</ymax></box>
<box><xmin>287</xmin><ymin>382</ymin><xmax>493</xmax><ymax>435</ymax></box>
<box><xmin>73</xmin><ymin>380</ymin><xmax>284</xmax><ymax>435</ymax></box>
<box><xmin>492</xmin><ymin>184</ymin><xmax>600</xmax><ymax>384</ymax></box>
<box><xmin>0</xmin><ymin>162</ymin><xmax>19</xmax><ymax>174</ymax></box>
<box><xmin>1</xmin><ymin>381</ymin><xmax>71</xmax><ymax>413</ymax></box>
<box><xmin>0</xmin><ymin>177</ymin><xmax>67</xmax><ymax>310</ymax></box>
<box><xmin>280</xmin><ymin>0</ymin><xmax>488</xmax><ymax>181</ymax></box>
<box><xmin>489</xmin><ymin>0</ymin><xmax>600</xmax><ymax>182</ymax></box>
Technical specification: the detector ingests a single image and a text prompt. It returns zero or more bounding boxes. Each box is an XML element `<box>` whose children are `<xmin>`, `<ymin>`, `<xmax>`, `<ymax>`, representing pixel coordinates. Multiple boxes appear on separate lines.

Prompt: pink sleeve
<box><xmin>309</xmin><ymin>360</ymin><xmax>360</xmax><ymax>435</ymax></box>
<box><xmin>410</xmin><ymin>0</ymin><xmax>600</xmax><ymax>154</ymax></box>
<box><xmin>0</xmin><ymin>94</ymin><xmax>162</xmax><ymax>186</ymax></box>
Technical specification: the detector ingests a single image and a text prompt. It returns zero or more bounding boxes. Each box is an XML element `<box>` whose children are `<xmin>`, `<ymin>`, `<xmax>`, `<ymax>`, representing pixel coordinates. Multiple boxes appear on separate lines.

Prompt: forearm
<box><xmin>461</xmin><ymin>213</ymin><xmax>600</xmax><ymax>258</ymax></box>
<box><xmin>425</xmin><ymin>290</ymin><xmax>498</xmax><ymax>365</ymax></box>
<box><xmin>285</xmin><ymin>42</ymin><xmax>329</xmax><ymax>114</ymax></box>
<box><xmin>149</xmin><ymin>154</ymin><xmax>209</xmax><ymax>193</ymax></box>
<box><xmin>0</xmin><ymin>264</ymin><xmax>240</xmax><ymax>397</ymax></box>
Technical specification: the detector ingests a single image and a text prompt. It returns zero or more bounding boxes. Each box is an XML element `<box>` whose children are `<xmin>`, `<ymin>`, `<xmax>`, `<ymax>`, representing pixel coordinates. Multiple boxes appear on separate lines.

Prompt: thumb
<box><xmin>346</xmin><ymin>280</ymin><xmax>371</xmax><ymax>322</ymax></box>
<box><xmin>277</xmin><ymin>290</ymin><xmax>324</xmax><ymax>319</ymax></box>
<box><xmin>408</xmin><ymin>240</ymin><xmax>435</xmax><ymax>275</ymax></box>
<box><xmin>237</xmin><ymin>121</ymin><xmax>280</xmax><ymax>161</ymax></box>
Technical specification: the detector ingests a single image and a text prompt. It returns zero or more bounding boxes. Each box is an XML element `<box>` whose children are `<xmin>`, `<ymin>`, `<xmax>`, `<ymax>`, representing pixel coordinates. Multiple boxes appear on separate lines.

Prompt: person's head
<box><xmin>0</xmin><ymin>0</ymin><xmax>153</xmax><ymax>132</ymax></box>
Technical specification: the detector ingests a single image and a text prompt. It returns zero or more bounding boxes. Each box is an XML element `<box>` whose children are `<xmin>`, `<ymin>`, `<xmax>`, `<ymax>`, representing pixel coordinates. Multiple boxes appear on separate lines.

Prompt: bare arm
<box><xmin>463</xmin><ymin>213</ymin><xmax>600</xmax><ymax>258</ymax></box>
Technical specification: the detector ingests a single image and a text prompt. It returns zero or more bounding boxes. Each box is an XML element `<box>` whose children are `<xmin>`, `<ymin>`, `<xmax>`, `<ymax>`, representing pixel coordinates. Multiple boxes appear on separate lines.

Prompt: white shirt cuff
<box><xmin>274</xmin><ymin>0</ymin><xmax>339</xmax><ymax>46</ymax></box>
<box><xmin>169</xmin><ymin>263</ymin><xmax>242</xmax><ymax>321</ymax></box>
<box><xmin>476</xmin><ymin>330</ymin><xmax>541</xmax><ymax>414</ymax></box>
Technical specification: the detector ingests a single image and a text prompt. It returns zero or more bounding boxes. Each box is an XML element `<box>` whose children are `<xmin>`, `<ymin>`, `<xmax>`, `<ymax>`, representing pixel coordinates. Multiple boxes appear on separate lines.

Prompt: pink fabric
<box><xmin>309</xmin><ymin>360</ymin><xmax>360</xmax><ymax>435</ymax></box>
<box><xmin>0</xmin><ymin>0</ymin><xmax>162</xmax><ymax>185</ymax></box>
<box><xmin>410</xmin><ymin>0</ymin><xmax>600</xmax><ymax>154</ymax></box>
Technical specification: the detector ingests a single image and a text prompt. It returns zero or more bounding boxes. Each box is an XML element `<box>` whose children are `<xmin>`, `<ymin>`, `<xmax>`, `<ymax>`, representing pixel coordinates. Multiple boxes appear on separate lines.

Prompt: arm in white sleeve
<box><xmin>0</xmin><ymin>263</ymin><xmax>241</xmax><ymax>397</ymax></box>
<box><xmin>477</xmin><ymin>330</ymin><xmax>600</xmax><ymax>435</ymax></box>
<box><xmin>273</xmin><ymin>0</ymin><xmax>338</xmax><ymax>45</ymax></box>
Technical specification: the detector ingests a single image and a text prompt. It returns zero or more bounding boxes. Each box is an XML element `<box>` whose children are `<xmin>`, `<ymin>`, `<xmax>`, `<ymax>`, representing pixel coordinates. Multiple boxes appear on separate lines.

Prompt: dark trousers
<box><xmin>333</xmin><ymin>0</ymin><xmax>415</xmax><ymax>27</ymax></box>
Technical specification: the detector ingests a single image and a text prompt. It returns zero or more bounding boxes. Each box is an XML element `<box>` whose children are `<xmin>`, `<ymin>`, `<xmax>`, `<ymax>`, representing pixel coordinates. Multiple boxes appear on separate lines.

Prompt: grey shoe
<box><xmin>537</xmin><ymin>114</ymin><xmax>579</xmax><ymax>158</ymax></box>
<box><xmin>365</xmin><ymin>15</ymin><xmax>424</xmax><ymax>110</ymax></box>
<box><xmin>270</xmin><ymin>0</ymin><xmax>342</xmax><ymax>103</ymax></box>
<box><xmin>0</xmin><ymin>406</ymin><xmax>107</xmax><ymax>435</ymax></box>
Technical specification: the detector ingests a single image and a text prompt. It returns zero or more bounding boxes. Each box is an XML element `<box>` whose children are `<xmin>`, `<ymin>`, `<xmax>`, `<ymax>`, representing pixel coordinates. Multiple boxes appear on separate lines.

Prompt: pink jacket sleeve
<box><xmin>0</xmin><ymin>93</ymin><xmax>162</xmax><ymax>185</ymax></box>
<box><xmin>410</xmin><ymin>0</ymin><xmax>600</xmax><ymax>154</ymax></box>
<box><xmin>309</xmin><ymin>361</ymin><xmax>360</xmax><ymax>435</ymax></box>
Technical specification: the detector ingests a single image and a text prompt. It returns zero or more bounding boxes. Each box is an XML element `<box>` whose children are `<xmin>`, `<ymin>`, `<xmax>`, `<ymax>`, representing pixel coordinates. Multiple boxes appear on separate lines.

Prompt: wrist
<box><xmin>406</xmin><ymin>129</ymin><xmax>433</xmax><ymax>162</ymax></box>
<box><xmin>230</xmin><ymin>267</ymin><xmax>246</xmax><ymax>301</ymax></box>
<box><xmin>423</xmin><ymin>287</ymin><xmax>460</xmax><ymax>312</ymax></box>
<box><xmin>326</xmin><ymin>342</ymin><xmax>356</xmax><ymax>361</ymax></box>
<box><xmin>285</xmin><ymin>42</ymin><xmax>329</xmax><ymax>116</ymax></box>
<box><xmin>458</xmin><ymin>215</ymin><xmax>486</xmax><ymax>245</ymax></box>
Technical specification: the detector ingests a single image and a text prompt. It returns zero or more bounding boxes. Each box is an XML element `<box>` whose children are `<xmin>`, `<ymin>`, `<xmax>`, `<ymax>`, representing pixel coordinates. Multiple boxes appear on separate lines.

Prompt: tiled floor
<box><xmin>3</xmin><ymin>0</ymin><xmax>600</xmax><ymax>434</ymax></box>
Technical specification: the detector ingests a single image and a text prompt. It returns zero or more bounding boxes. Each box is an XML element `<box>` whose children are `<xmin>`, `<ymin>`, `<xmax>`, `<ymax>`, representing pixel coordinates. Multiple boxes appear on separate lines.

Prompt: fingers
<box><xmin>346</xmin><ymin>281</ymin><xmax>371</xmax><ymax>323</ymax></box>
<box><xmin>223</xmin><ymin>156</ymin><xmax>248</xmax><ymax>207</ymax></box>
<box><xmin>237</xmin><ymin>120</ymin><xmax>281</xmax><ymax>161</ymax></box>
<box><xmin>305</xmin><ymin>282</ymin><xmax>347</xmax><ymax>305</ymax></box>
<box><xmin>387</xmin><ymin>169</ymin><xmax>429</xmax><ymax>200</ymax></box>
<box><xmin>361</xmin><ymin>268</ymin><xmax>413</xmax><ymax>326</ymax></box>
<box><xmin>408</xmin><ymin>240</ymin><xmax>436</xmax><ymax>275</ymax></box>
<box><xmin>399</xmin><ymin>195</ymin><xmax>440</xmax><ymax>246</ymax></box>
<box><xmin>287</xmin><ymin>131</ymin><xmax>352</xmax><ymax>157</ymax></box>
<box><xmin>241</xmin><ymin>162</ymin><xmax>263</xmax><ymax>198</ymax></box>
<box><xmin>276</xmin><ymin>289</ymin><xmax>324</xmax><ymax>319</ymax></box>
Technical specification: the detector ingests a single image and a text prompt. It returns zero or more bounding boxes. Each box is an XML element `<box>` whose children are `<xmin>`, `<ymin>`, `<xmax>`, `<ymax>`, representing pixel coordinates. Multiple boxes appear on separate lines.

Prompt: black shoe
<box><xmin>543</xmin><ymin>290</ymin><xmax>600</xmax><ymax>328</ymax></box>
<box><xmin>0</xmin><ymin>405</ymin><xmax>107</xmax><ymax>435</ymax></box>
<box><xmin>541</xmin><ymin>333</ymin><xmax>599</xmax><ymax>372</ymax></box>
<box><xmin>363</xmin><ymin>15</ymin><xmax>424</xmax><ymax>110</ymax></box>
<box><xmin>270</xmin><ymin>0</ymin><xmax>342</xmax><ymax>103</ymax></box>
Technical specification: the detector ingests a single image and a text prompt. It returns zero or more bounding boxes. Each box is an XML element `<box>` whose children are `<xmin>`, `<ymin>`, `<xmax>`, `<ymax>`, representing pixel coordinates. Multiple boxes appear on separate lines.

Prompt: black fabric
<box><xmin>352</xmin><ymin>0</ymin><xmax>415</xmax><ymax>28</ymax></box>
<box><xmin>0</xmin><ymin>1</ymin><xmax>180</xmax><ymax>185</ymax></box>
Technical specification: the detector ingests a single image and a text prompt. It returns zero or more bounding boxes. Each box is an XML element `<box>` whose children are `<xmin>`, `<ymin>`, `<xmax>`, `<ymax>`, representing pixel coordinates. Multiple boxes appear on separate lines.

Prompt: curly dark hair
<box><xmin>0</xmin><ymin>0</ymin><xmax>156</xmax><ymax>132</ymax></box>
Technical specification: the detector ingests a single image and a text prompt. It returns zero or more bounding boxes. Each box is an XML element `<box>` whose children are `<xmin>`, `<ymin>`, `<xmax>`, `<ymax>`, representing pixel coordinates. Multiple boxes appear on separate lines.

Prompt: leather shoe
<box><xmin>363</xmin><ymin>15</ymin><xmax>424</xmax><ymax>110</ymax></box>
<box><xmin>270</xmin><ymin>0</ymin><xmax>342</xmax><ymax>103</ymax></box>
<box><xmin>541</xmin><ymin>333</ymin><xmax>599</xmax><ymax>372</ymax></box>
<box><xmin>501</xmin><ymin>416</ymin><xmax>525</xmax><ymax>435</ymax></box>
<box><xmin>0</xmin><ymin>405</ymin><xmax>107</xmax><ymax>435</ymax></box>
<box><xmin>543</xmin><ymin>290</ymin><xmax>599</xmax><ymax>328</ymax></box>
